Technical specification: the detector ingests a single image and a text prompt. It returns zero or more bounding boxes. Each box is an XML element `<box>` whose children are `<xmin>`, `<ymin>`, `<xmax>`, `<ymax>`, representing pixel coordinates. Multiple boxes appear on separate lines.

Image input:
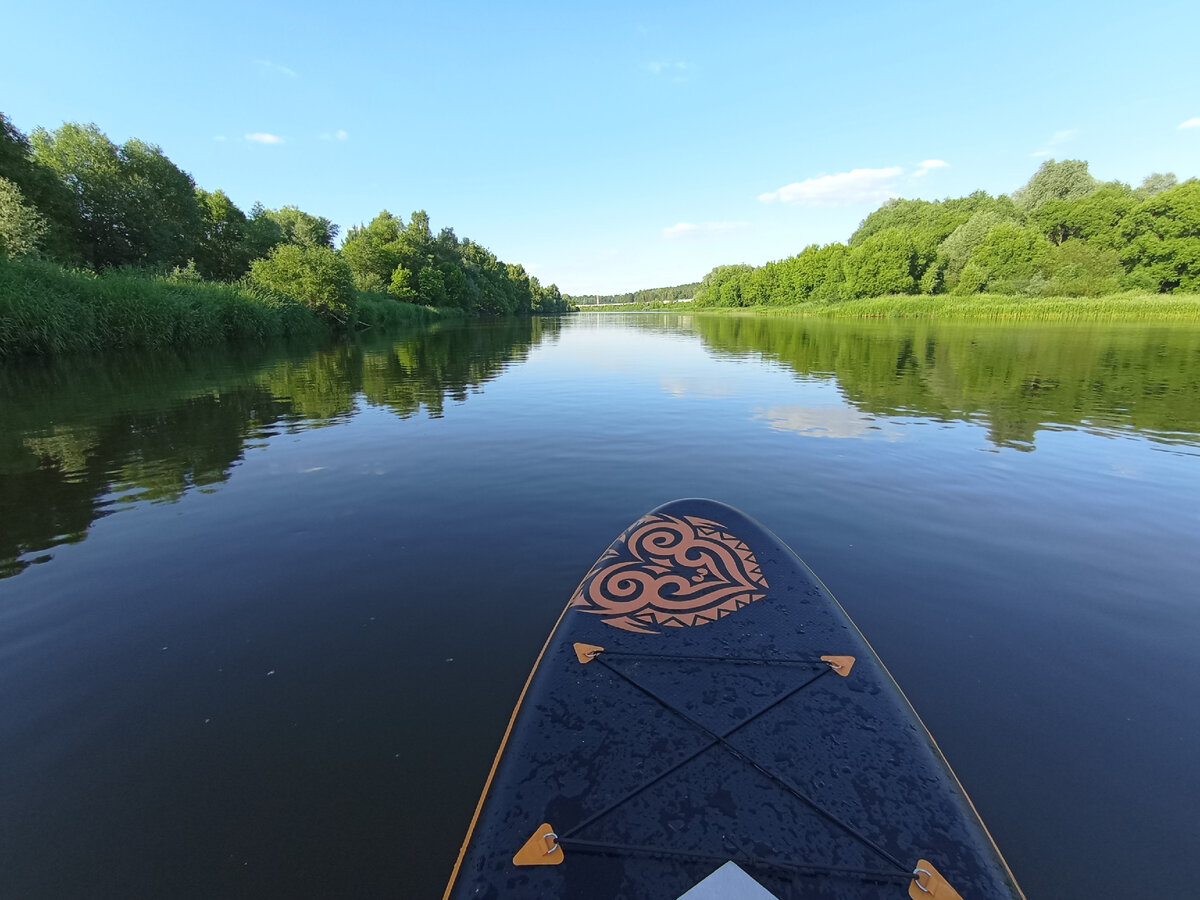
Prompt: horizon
<box><xmin>3</xmin><ymin>0</ymin><xmax>1197</xmax><ymax>295</ymax></box>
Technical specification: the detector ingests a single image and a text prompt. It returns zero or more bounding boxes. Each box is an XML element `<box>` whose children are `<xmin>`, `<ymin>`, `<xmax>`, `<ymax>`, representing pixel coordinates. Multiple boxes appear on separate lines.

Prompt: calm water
<box><xmin>2</xmin><ymin>313</ymin><xmax>1199</xmax><ymax>898</ymax></box>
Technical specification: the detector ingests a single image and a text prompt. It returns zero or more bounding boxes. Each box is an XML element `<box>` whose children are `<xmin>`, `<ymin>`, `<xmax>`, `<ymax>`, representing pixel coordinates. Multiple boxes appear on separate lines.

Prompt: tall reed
<box><xmin>0</xmin><ymin>260</ymin><xmax>461</xmax><ymax>358</ymax></box>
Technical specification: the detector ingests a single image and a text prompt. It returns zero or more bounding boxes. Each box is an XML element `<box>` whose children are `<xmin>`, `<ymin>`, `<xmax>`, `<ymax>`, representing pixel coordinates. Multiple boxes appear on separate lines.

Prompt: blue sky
<box><xmin>3</xmin><ymin>0</ymin><xmax>1198</xmax><ymax>294</ymax></box>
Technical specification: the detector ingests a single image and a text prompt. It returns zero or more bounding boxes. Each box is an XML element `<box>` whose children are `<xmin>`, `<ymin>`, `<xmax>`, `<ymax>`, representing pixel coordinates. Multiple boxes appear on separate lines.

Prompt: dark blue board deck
<box><xmin>444</xmin><ymin>499</ymin><xmax>1024</xmax><ymax>900</ymax></box>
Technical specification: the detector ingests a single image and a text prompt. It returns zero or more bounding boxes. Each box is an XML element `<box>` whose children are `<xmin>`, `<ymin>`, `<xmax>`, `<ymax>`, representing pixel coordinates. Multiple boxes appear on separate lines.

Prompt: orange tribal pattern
<box><xmin>569</xmin><ymin>514</ymin><xmax>769</xmax><ymax>634</ymax></box>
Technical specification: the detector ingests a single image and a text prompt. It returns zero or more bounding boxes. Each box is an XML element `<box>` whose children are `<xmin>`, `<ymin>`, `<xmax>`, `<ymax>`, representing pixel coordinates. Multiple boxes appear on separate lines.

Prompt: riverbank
<box><xmin>0</xmin><ymin>258</ymin><xmax>462</xmax><ymax>358</ymax></box>
<box><xmin>579</xmin><ymin>293</ymin><xmax>1200</xmax><ymax>321</ymax></box>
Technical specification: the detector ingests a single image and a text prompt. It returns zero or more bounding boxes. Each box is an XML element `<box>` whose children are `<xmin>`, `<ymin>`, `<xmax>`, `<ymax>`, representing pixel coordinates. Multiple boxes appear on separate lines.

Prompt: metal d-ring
<box><xmin>543</xmin><ymin>832</ymin><xmax>560</xmax><ymax>854</ymax></box>
<box><xmin>912</xmin><ymin>866</ymin><xmax>933</xmax><ymax>893</ymax></box>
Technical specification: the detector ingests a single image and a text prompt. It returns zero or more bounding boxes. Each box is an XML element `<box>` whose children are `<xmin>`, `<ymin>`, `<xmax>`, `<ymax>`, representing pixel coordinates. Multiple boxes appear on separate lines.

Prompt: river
<box><xmin>2</xmin><ymin>312</ymin><xmax>1198</xmax><ymax>898</ymax></box>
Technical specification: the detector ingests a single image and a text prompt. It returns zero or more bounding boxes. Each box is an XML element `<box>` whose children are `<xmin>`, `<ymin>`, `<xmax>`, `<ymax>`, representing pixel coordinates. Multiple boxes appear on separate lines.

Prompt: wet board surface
<box><xmin>444</xmin><ymin>499</ymin><xmax>1024</xmax><ymax>900</ymax></box>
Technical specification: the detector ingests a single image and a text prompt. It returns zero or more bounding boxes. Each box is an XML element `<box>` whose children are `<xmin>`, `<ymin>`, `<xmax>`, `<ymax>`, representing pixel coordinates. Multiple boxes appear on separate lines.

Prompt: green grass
<box><xmin>0</xmin><ymin>258</ymin><xmax>463</xmax><ymax>358</ymax></box>
<box><xmin>355</xmin><ymin>290</ymin><xmax>463</xmax><ymax>330</ymax></box>
<box><xmin>584</xmin><ymin>293</ymin><xmax>1200</xmax><ymax>321</ymax></box>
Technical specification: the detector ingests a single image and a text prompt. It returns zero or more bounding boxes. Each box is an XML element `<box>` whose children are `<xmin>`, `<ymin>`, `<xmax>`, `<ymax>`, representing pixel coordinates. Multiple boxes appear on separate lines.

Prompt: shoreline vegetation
<box><xmin>0</xmin><ymin>258</ymin><xmax>461</xmax><ymax>357</ymax></box>
<box><xmin>1</xmin><ymin>112</ymin><xmax>572</xmax><ymax>359</ymax></box>
<box><xmin>576</xmin><ymin>293</ymin><xmax>1200</xmax><ymax>321</ymax></box>
<box><xmin>575</xmin><ymin>159</ymin><xmax>1199</xmax><ymax>321</ymax></box>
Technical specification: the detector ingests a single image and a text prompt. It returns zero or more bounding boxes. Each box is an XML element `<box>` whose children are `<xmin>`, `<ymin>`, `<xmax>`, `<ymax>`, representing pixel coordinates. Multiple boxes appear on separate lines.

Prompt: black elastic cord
<box><xmin>560</xmin><ymin>666</ymin><xmax>831</xmax><ymax>840</ymax></box>
<box><xmin>557</xmin><ymin>837</ymin><xmax>910</xmax><ymax>885</ymax></box>
<box><xmin>575</xmin><ymin>655</ymin><xmax>909</xmax><ymax>875</ymax></box>
<box><xmin>596</xmin><ymin>650</ymin><xmax>831</xmax><ymax>666</ymax></box>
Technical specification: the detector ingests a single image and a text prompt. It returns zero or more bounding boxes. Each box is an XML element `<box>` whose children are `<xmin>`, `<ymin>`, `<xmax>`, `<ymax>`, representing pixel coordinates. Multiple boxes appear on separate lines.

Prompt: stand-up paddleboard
<box><xmin>444</xmin><ymin>499</ymin><xmax>1024</xmax><ymax>900</ymax></box>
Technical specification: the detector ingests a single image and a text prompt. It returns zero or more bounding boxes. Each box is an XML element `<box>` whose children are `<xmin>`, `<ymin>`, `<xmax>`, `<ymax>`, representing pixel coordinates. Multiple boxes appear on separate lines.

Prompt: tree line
<box><xmin>0</xmin><ymin>113</ymin><xmax>571</xmax><ymax>319</ymax></box>
<box><xmin>691</xmin><ymin>160</ymin><xmax>1198</xmax><ymax>308</ymax></box>
<box><xmin>565</xmin><ymin>282</ymin><xmax>700</xmax><ymax>306</ymax></box>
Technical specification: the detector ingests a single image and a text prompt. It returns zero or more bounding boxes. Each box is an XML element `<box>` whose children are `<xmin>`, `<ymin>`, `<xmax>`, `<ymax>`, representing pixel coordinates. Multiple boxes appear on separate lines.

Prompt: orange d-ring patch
<box><xmin>513</xmin><ymin>823</ymin><xmax>564</xmax><ymax>866</ymax></box>
<box><xmin>909</xmin><ymin>859</ymin><xmax>963</xmax><ymax>900</ymax></box>
<box><xmin>573</xmin><ymin>643</ymin><xmax>604</xmax><ymax>664</ymax></box>
<box><xmin>820</xmin><ymin>655</ymin><xmax>856</xmax><ymax>677</ymax></box>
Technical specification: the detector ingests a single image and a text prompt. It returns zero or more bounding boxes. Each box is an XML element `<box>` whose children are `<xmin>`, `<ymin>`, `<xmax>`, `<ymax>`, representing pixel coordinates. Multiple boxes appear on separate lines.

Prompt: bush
<box><xmin>0</xmin><ymin>176</ymin><xmax>47</xmax><ymax>259</ymax></box>
<box><xmin>249</xmin><ymin>244</ymin><xmax>356</xmax><ymax>320</ymax></box>
<box><xmin>0</xmin><ymin>257</ymin><xmax>326</xmax><ymax>357</ymax></box>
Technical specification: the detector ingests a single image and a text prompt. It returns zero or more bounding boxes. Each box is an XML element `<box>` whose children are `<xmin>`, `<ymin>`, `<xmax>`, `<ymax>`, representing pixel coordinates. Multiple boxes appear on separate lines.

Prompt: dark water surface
<box><xmin>2</xmin><ymin>313</ymin><xmax>1198</xmax><ymax>898</ymax></box>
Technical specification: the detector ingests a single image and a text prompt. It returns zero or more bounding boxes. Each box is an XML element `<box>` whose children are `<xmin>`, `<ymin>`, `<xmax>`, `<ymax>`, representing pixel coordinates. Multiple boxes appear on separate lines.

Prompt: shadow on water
<box><xmin>0</xmin><ymin>317</ymin><xmax>561</xmax><ymax>579</ymax></box>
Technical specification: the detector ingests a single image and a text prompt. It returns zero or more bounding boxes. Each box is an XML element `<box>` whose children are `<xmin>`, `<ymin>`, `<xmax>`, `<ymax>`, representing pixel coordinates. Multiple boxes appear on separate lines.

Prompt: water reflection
<box><xmin>0</xmin><ymin>318</ymin><xmax>558</xmax><ymax>578</ymax></box>
<box><xmin>4</xmin><ymin>312</ymin><xmax>1199</xmax><ymax>580</ymax></box>
<box><xmin>753</xmin><ymin>404</ymin><xmax>906</xmax><ymax>441</ymax></box>
<box><xmin>3</xmin><ymin>311</ymin><xmax>1198</xmax><ymax>899</ymax></box>
<box><xmin>694</xmin><ymin>316</ymin><xmax>1200</xmax><ymax>451</ymax></box>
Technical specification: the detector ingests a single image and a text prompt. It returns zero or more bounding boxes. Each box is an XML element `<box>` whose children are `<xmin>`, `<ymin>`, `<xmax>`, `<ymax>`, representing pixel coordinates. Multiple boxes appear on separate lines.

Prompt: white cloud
<box><xmin>1031</xmin><ymin>128</ymin><xmax>1077</xmax><ymax>157</ymax></box>
<box><xmin>212</xmin><ymin>135</ymin><xmax>227</xmax><ymax>142</ymax></box>
<box><xmin>1180</xmin><ymin>118</ymin><xmax>1200</xmax><ymax>129</ymax></box>
<box><xmin>913</xmin><ymin>159</ymin><xmax>949</xmax><ymax>177</ymax></box>
<box><xmin>245</xmin><ymin>132</ymin><xmax>284</xmax><ymax>144</ymax></box>
<box><xmin>256</xmin><ymin>59</ymin><xmax>297</xmax><ymax>77</ymax></box>
<box><xmin>662</xmin><ymin>221</ymin><xmax>749</xmax><ymax>240</ymax></box>
<box><xmin>759</xmin><ymin>167</ymin><xmax>903</xmax><ymax>206</ymax></box>
<box><xmin>337</xmin><ymin>129</ymin><xmax>348</xmax><ymax>141</ymax></box>
<box><xmin>646</xmin><ymin>61</ymin><xmax>687</xmax><ymax>75</ymax></box>
<box><xmin>318</xmin><ymin>129</ymin><xmax>350</xmax><ymax>141</ymax></box>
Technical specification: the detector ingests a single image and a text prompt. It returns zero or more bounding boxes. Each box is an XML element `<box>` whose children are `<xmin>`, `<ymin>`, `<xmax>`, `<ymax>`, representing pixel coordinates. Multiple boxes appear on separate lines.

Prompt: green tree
<box><xmin>1032</xmin><ymin>183</ymin><xmax>1138</xmax><ymax>249</ymax></box>
<box><xmin>31</xmin><ymin>122</ymin><xmax>203</xmax><ymax>268</ymax></box>
<box><xmin>434</xmin><ymin>225</ymin><xmax>460</xmax><ymax>268</ymax></box>
<box><xmin>504</xmin><ymin>262</ymin><xmax>533</xmax><ymax>314</ymax></box>
<box><xmin>265</xmin><ymin>205</ymin><xmax>338</xmax><ymax>248</ymax></box>
<box><xmin>440</xmin><ymin>263</ymin><xmax>470</xmax><ymax>311</ymax></box>
<box><xmin>1042</xmin><ymin>241</ymin><xmax>1124</xmax><ymax>296</ymax></box>
<box><xmin>0</xmin><ymin>112</ymin><xmax>82</xmax><ymax>263</ymax></box>
<box><xmin>389</xmin><ymin>264</ymin><xmax>417</xmax><ymax>301</ymax></box>
<box><xmin>533</xmin><ymin>281</ymin><xmax>567</xmax><ymax>313</ymax></box>
<box><xmin>193</xmin><ymin>188</ymin><xmax>250</xmax><ymax>280</ymax></box>
<box><xmin>341</xmin><ymin>210</ymin><xmax>404</xmax><ymax>291</ymax></box>
<box><xmin>249</xmin><ymin>243</ymin><xmax>355</xmax><ymax>319</ymax></box>
<box><xmin>1013</xmin><ymin>159</ymin><xmax>1098</xmax><ymax>210</ymax></box>
<box><xmin>845</xmin><ymin>228</ymin><xmax>918</xmax><ymax>297</ymax></box>
<box><xmin>30</xmin><ymin>122</ymin><xmax>126</xmax><ymax>267</ymax></box>
<box><xmin>938</xmin><ymin>209</ymin><xmax>1015</xmax><ymax>291</ymax></box>
<box><xmin>778</xmin><ymin>244</ymin><xmax>836</xmax><ymax>302</ymax></box>
<box><xmin>959</xmin><ymin>223</ymin><xmax>1050</xmax><ymax>293</ymax></box>
<box><xmin>416</xmin><ymin>265</ymin><xmax>447</xmax><ymax>307</ymax></box>
<box><xmin>1122</xmin><ymin>180</ymin><xmax>1200</xmax><ymax>292</ymax></box>
<box><xmin>1136</xmin><ymin>172</ymin><xmax>1177</xmax><ymax>198</ymax></box>
<box><xmin>811</xmin><ymin>244</ymin><xmax>851</xmax><ymax>302</ymax></box>
<box><xmin>120</xmin><ymin>138</ymin><xmax>204</xmax><ymax>266</ymax></box>
<box><xmin>694</xmin><ymin>264</ymin><xmax>753</xmax><ymax>306</ymax></box>
<box><xmin>461</xmin><ymin>239</ymin><xmax>511</xmax><ymax>314</ymax></box>
<box><xmin>0</xmin><ymin>176</ymin><xmax>47</xmax><ymax>258</ymax></box>
<box><xmin>391</xmin><ymin>209</ymin><xmax>434</xmax><ymax>275</ymax></box>
<box><xmin>408</xmin><ymin>210</ymin><xmax>432</xmax><ymax>242</ymax></box>
<box><xmin>241</xmin><ymin>202</ymin><xmax>285</xmax><ymax>262</ymax></box>
<box><xmin>850</xmin><ymin>192</ymin><xmax>998</xmax><ymax>247</ymax></box>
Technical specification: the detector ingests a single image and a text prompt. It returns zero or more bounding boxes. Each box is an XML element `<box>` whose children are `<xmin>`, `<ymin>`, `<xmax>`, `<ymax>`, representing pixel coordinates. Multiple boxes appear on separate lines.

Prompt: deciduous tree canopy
<box><xmin>689</xmin><ymin>161</ymin><xmax>1198</xmax><ymax>307</ymax></box>
<box><xmin>1</xmin><ymin>111</ymin><xmax>570</xmax><ymax>319</ymax></box>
